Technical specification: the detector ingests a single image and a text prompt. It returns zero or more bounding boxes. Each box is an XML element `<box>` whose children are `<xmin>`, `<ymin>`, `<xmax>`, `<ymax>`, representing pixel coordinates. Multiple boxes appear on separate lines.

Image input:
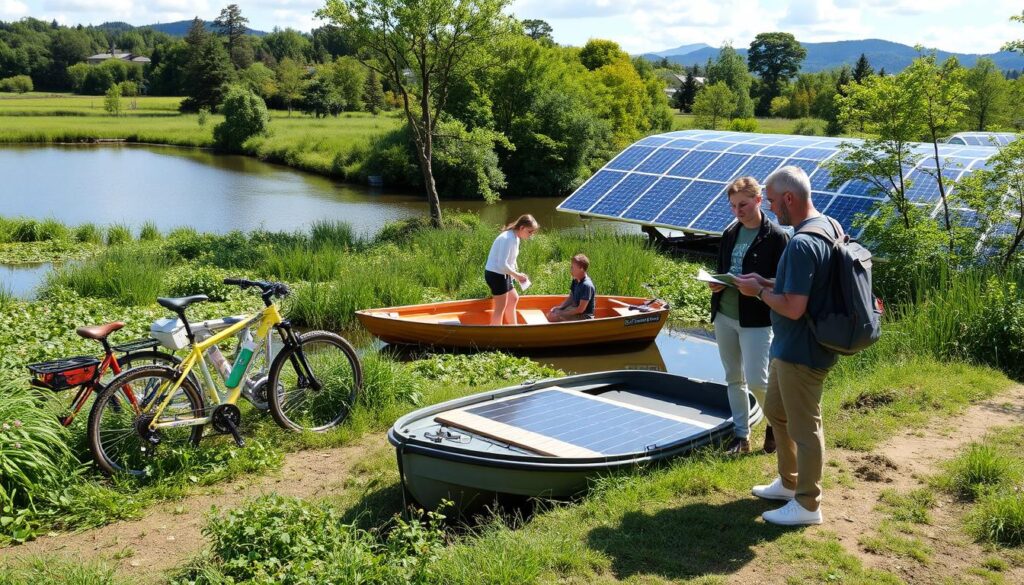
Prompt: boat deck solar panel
<box><xmin>435</xmin><ymin>388</ymin><xmax>715</xmax><ymax>457</ymax></box>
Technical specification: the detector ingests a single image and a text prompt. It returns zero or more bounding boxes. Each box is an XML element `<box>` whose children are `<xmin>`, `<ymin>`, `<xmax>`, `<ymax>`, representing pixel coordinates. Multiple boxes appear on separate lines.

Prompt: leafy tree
<box><xmin>214</xmin><ymin>4</ymin><xmax>250</xmax><ymax>68</ymax></box>
<box><xmin>852</xmin><ymin>53</ymin><xmax>873</xmax><ymax>83</ymax></box>
<box><xmin>302</xmin><ymin>75</ymin><xmax>344</xmax><ymax>117</ymax></box>
<box><xmin>747</xmin><ymin>32</ymin><xmax>806</xmax><ymax>116</ymax></box>
<box><xmin>965</xmin><ymin>58</ymin><xmax>1006</xmax><ymax>130</ymax></box>
<box><xmin>1004</xmin><ymin>77</ymin><xmax>1024</xmax><ymax>130</ymax></box>
<box><xmin>905</xmin><ymin>53</ymin><xmax>971</xmax><ymax>254</ymax></box>
<box><xmin>181</xmin><ymin>18</ymin><xmax>235</xmax><ymax>111</ymax></box>
<box><xmin>830</xmin><ymin>70</ymin><xmax>925</xmax><ymax>229</ymax></box>
<box><xmin>103</xmin><ymin>83</ymin><xmax>122</xmax><ymax>115</ymax></box>
<box><xmin>692</xmin><ymin>82</ymin><xmax>737</xmax><ymax>129</ymax></box>
<box><xmin>325</xmin><ymin>56</ymin><xmax>367</xmax><ymax>111</ymax></box>
<box><xmin>954</xmin><ymin>138</ymin><xmax>1024</xmax><ymax>267</ymax></box>
<box><xmin>707</xmin><ymin>43</ymin><xmax>754</xmax><ymax>119</ymax></box>
<box><xmin>239</xmin><ymin>62</ymin><xmax>277</xmax><ymax>100</ymax></box>
<box><xmin>363</xmin><ymin>69</ymin><xmax>386</xmax><ymax>114</ymax></box>
<box><xmin>825</xmin><ymin>66</ymin><xmax>852</xmax><ymax>135</ymax></box>
<box><xmin>318</xmin><ymin>0</ymin><xmax>516</xmax><ymax>226</ymax></box>
<box><xmin>259</xmin><ymin>28</ymin><xmax>312</xmax><ymax>64</ymax></box>
<box><xmin>275</xmin><ymin>57</ymin><xmax>305</xmax><ymax>115</ymax></box>
<box><xmin>579</xmin><ymin>39</ymin><xmax>626</xmax><ymax>71</ymax></box>
<box><xmin>521</xmin><ymin>19</ymin><xmax>553</xmax><ymax>43</ymax></box>
<box><xmin>311</xmin><ymin>25</ymin><xmax>355</xmax><ymax>60</ymax></box>
<box><xmin>47</xmin><ymin>28</ymin><xmax>93</xmax><ymax>90</ymax></box>
<box><xmin>674</xmin><ymin>68</ymin><xmax>698</xmax><ymax>112</ymax></box>
<box><xmin>214</xmin><ymin>85</ymin><xmax>270</xmax><ymax>150</ymax></box>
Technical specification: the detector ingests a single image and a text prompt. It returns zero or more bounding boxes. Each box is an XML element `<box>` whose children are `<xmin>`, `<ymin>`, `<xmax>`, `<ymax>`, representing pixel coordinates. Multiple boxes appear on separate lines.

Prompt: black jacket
<box><xmin>710</xmin><ymin>213</ymin><xmax>790</xmax><ymax>327</ymax></box>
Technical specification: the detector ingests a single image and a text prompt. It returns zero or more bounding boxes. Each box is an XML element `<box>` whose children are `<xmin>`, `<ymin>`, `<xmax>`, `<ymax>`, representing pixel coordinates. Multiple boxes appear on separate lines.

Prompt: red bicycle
<box><xmin>27</xmin><ymin>322</ymin><xmax>180</xmax><ymax>427</ymax></box>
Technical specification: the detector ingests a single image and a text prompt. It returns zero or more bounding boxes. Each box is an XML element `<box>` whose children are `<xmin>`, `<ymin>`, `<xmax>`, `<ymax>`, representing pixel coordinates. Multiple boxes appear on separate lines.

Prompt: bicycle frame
<box><xmin>62</xmin><ymin>351</ymin><xmax>125</xmax><ymax>426</ymax></box>
<box><xmin>145</xmin><ymin>303</ymin><xmax>284</xmax><ymax>430</ymax></box>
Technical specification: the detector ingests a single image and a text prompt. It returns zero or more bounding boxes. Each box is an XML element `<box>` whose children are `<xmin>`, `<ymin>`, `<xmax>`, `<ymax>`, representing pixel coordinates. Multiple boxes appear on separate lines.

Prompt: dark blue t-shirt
<box><xmin>571</xmin><ymin>276</ymin><xmax>596</xmax><ymax>317</ymax></box>
<box><xmin>770</xmin><ymin>216</ymin><xmax>838</xmax><ymax>370</ymax></box>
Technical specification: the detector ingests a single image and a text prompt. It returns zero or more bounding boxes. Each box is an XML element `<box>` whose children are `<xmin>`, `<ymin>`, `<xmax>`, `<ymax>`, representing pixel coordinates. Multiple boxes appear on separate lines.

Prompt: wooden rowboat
<box><xmin>356</xmin><ymin>295</ymin><xmax>669</xmax><ymax>349</ymax></box>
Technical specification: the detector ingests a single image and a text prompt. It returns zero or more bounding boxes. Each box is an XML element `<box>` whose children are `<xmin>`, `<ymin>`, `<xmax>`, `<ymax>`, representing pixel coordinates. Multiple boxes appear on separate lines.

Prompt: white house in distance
<box><xmin>86</xmin><ymin>51</ymin><xmax>151</xmax><ymax>65</ymax></box>
<box><xmin>662</xmin><ymin>72</ymin><xmax>705</xmax><ymax>98</ymax></box>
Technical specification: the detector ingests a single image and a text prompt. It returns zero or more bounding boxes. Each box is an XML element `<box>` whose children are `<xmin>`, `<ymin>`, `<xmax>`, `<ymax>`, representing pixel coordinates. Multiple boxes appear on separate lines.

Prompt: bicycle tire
<box><xmin>88</xmin><ymin>364</ymin><xmax>205</xmax><ymax>476</ymax></box>
<box><xmin>267</xmin><ymin>331</ymin><xmax>362</xmax><ymax>432</ymax></box>
<box><xmin>105</xmin><ymin>350</ymin><xmax>180</xmax><ymax>383</ymax></box>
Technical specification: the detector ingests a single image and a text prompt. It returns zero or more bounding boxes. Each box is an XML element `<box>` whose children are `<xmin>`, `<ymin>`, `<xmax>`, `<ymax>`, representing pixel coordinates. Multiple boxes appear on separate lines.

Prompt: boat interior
<box><xmin>371</xmin><ymin>297</ymin><xmax>660</xmax><ymax>326</ymax></box>
<box><xmin>398</xmin><ymin>375</ymin><xmax>734</xmax><ymax>459</ymax></box>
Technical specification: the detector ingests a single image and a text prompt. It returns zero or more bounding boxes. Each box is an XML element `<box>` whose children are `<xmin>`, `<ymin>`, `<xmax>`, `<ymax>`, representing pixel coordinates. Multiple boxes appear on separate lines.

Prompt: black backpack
<box><xmin>797</xmin><ymin>217</ymin><xmax>883</xmax><ymax>356</ymax></box>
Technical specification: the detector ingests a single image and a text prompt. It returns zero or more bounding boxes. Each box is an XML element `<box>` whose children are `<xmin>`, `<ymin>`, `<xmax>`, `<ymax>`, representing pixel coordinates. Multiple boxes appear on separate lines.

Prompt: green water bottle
<box><xmin>225</xmin><ymin>330</ymin><xmax>256</xmax><ymax>389</ymax></box>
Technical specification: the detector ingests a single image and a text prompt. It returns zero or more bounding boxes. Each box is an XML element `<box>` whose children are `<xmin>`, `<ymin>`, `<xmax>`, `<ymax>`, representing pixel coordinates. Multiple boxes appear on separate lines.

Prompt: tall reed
<box><xmin>44</xmin><ymin>247</ymin><xmax>171</xmax><ymax>306</ymax></box>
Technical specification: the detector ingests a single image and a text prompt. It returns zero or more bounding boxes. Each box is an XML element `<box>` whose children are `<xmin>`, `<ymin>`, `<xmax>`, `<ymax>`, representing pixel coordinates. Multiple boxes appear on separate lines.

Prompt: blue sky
<box><xmin>1</xmin><ymin>0</ymin><xmax>1020</xmax><ymax>55</ymax></box>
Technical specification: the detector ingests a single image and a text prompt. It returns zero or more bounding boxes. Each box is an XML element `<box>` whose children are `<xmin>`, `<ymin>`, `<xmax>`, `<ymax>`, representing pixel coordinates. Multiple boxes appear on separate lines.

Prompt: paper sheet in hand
<box><xmin>518</xmin><ymin>277</ymin><xmax>532</xmax><ymax>291</ymax></box>
<box><xmin>695</xmin><ymin>268</ymin><xmax>736</xmax><ymax>287</ymax></box>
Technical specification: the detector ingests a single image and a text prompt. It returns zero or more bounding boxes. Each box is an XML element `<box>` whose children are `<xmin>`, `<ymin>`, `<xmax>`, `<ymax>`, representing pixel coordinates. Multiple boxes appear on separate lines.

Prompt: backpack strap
<box><xmin>796</xmin><ymin>216</ymin><xmax>844</xmax><ymax>245</ymax></box>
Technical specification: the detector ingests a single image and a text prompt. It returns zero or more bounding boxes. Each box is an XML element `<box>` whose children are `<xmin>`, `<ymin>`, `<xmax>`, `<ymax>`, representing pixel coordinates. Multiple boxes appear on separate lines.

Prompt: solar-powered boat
<box><xmin>389</xmin><ymin>370</ymin><xmax>751</xmax><ymax>511</ymax></box>
<box><xmin>356</xmin><ymin>295</ymin><xmax>669</xmax><ymax>350</ymax></box>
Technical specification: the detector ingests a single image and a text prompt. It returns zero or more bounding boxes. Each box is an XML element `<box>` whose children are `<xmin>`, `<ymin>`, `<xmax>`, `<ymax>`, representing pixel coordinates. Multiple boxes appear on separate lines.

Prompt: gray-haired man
<box><xmin>734</xmin><ymin>165</ymin><xmax>839</xmax><ymax>526</ymax></box>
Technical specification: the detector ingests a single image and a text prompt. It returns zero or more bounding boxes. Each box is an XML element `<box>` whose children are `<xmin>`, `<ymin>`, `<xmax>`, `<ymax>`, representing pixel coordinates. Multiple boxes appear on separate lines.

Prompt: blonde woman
<box><xmin>485</xmin><ymin>214</ymin><xmax>538</xmax><ymax>325</ymax></box>
<box><xmin>709</xmin><ymin>177</ymin><xmax>789</xmax><ymax>454</ymax></box>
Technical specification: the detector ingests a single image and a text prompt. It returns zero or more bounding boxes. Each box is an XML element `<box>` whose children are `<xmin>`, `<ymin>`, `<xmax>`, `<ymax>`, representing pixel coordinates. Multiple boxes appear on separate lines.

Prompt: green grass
<box><xmin>0</xmin><ymin>555</ymin><xmax>123</xmax><ymax>584</ymax></box>
<box><xmin>44</xmin><ymin>246</ymin><xmax>171</xmax><ymax>306</ymax></box>
<box><xmin>672</xmin><ymin>113</ymin><xmax>830</xmax><ymax>135</ymax></box>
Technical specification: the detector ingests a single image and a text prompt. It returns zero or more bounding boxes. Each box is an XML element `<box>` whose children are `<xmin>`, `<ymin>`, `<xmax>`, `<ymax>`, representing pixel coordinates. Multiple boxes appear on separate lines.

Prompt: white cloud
<box><xmin>0</xmin><ymin>0</ymin><xmax>29</xmax><ymax>19</ymax></box>
<box><xmin>915</xmin><ymin>22</ymin><xmax>1020</xmax><ymax>54</ymax></box>
<box><xmin>270</xmin><ymin>8</ymin><xmax>317</xmax><ymax>32</ymax></box>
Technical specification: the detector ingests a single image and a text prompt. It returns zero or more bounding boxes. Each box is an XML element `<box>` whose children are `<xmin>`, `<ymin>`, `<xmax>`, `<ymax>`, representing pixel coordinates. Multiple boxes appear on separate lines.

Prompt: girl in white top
<box><xmin>484</xmin><ymin>214</ymin><xmax>538</xmax><ymax>325</ymax></box>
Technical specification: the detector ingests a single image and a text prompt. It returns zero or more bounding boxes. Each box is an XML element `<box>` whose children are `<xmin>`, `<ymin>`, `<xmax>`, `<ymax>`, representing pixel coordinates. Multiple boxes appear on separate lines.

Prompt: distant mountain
<box><xmin>643</xmin><ymin>38</ymin><xmax>1024</xmax><ymax>73</ymax></box>
<box><xmin>643</xmin><ymin>43</ymin><xmax>711</xmax><ymax>59</ymax></box>
<box><xmin>96</xmin><ymin>20</ymin><xmax>268</xmax><ymax>37</ymax></box>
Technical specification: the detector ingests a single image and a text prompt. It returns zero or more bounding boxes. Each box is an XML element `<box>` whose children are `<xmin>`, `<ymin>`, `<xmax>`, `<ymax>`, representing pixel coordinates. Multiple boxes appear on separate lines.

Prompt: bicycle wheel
<box><xmin>88</xmin><ymin>365</ymin><xmax>205</xmax><ymax>476</ymax></box>
<box><xmin>101</xmin><ymin>350</ymin><xmax>180</xmax><ymax>387</ymax></box>
<box><xmin>267</xmin><ymin>331</ymin><xmax>361</xmax><ymax>432</ymax></box>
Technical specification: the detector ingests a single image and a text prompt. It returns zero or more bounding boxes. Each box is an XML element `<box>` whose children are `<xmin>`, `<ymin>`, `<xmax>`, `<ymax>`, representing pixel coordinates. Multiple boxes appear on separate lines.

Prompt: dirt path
<box><xmin>733</xmin><ymin>385</ymin><xmax>1024</xmax><ymax>584</ymax></box>
<box><xmin>0</xmin><ymin>437</ymin><xmax>391</xmax><ymax>584</ymax></box>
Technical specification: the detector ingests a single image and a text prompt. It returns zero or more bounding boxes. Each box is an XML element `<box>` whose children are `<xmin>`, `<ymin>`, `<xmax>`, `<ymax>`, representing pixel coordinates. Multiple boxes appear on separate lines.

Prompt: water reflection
<box><xmin>0</xmin><ymin>263</ymin><xmax>51</xmax><ymax>299</ymax></box>
<box><xmin>0</xmin><ymin>144</ymin><xmax>633</xmax><ymax>236</ymax></box>
<box><xmin>376</xmin><ymin>326</ymin><xmax>724</xmax><ymax>383</ymax></box>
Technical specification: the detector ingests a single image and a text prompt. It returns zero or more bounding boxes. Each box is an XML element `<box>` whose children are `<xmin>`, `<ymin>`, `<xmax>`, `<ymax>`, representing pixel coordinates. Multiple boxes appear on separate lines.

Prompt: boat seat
<box><xmin>612</xmin><ymin>307</ymin><xmax>636</xmax><ymax>316</ymax></box>
<box><xmin>518</xmin><ymin>309</ymin><xmax>549</xmax><ymax>325</ymax></box>
<box><xmin>403</xmin><ymin>313</ymin><xmax>458</xmax><ymax>324</ymax></box>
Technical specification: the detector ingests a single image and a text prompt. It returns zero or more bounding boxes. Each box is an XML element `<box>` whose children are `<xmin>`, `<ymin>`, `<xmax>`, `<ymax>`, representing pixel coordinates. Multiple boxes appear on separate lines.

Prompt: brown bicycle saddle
<box><xmin>76</xmin><ymin>321</ymin><xmax>125</xmax><ymax>340</ymax></box>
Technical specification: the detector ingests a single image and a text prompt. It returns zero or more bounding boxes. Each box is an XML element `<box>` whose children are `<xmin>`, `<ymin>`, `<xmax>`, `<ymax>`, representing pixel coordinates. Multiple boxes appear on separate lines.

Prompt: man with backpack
<box><xmin>733</xmin><ymin>165</ymin><xmax>842</xmax><ymax>526</ymax></box>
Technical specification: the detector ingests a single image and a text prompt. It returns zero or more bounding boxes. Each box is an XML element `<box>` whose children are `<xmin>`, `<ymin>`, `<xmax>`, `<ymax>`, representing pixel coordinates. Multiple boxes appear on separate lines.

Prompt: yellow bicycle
<box><xmin>88</xmin><ymin>278</ymin><xmax>361</xmax><ymax>476</ymax></box>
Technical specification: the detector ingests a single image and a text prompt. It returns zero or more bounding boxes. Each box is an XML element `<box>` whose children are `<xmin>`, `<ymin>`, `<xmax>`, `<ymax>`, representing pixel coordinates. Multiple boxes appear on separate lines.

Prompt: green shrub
<box><xmin>164</xmin><ymin>264</ymin><xmax>233</xmax><ymax>302</ymax></box>
<box><xmin>374</xmin><ymin>212</ymin><xmax>479</xmax><ymax>245</ymax></box>
<box><xmin>359</xmin><ymin>352</ymin><xmax>424</xmax><ymax>409</ymax></box>
<box><xmin>0</xmin><ymin>382</ymin><xmax>76</xmax><ymax>543</ymax></box>
<box><xmin>0</xmin><ymin>75</ymin><xmax>33</xmax><ymax>93</ymax></box>
<box><xmin>728</xmin><ymin>118</ymin><xmax>758</xmax><ymax>132</ymax></box>
<box><xmin>792</xmin><ymin>117</ymin><xmax>825</xmax><ymax>135</ymax></box>
<box><xmin>213</xmin><ymin>86</ymin><xmax>270</xmax><ymax>151</ymax></box>
<box><xmin>10</xmin><ymin>218</ymin><xmax>71</xmax><ymax>243</ymax></box>
<box><xmin>73</xmin><ymin>223</ymin><xmax>104</xmax><ymax>244</ymax></box>
<box><xmin>138</xmin><ymin>221</ymin><xmax>161</xmax><ymax>242</ymax></box>
<box><xmin>166</xmin><ymin>227</ymin><xmax>215</xmax><ymax>261</ymax></box>
<box><xmin>944</xmin><ymin>444</ymin><xmax>1015</xmax><ymax>500</ymax></box>
<box><xmin>104</xmin><ymin>223</ymin><xmax>132</xmax><ymax>246</ymax></box>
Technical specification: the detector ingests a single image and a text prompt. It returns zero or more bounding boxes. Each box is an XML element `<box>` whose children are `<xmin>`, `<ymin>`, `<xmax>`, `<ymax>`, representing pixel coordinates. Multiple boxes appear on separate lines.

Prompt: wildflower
<box><xmin>13</xmin><ymin>442</ymin><xmax>21</xmax><ymax>449</ymax></box>
<box><xmin>1</xmin><ymin>423</ymin><xmax>8</xmax><ymax>431</ymax></box>
<box><xmin>12</xmin><ymin>420</ymin><xmax>21</xmax><ymax>428</ymax></box>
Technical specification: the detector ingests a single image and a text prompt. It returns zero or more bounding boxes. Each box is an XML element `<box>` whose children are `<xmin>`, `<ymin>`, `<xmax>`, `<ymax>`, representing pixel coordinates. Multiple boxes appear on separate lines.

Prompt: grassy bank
<box><xmin>0</xmin><ymin>93</ymin><xmax>403</xmax><ymax>180</ymax></box>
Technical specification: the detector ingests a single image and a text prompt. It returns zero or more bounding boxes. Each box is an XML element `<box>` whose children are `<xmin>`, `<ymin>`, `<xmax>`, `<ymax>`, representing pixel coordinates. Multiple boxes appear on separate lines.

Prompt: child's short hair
<box><xmin>572</xmin><ymin>253</ymin><xmax>590</xmax><ymax>271</ymax></box>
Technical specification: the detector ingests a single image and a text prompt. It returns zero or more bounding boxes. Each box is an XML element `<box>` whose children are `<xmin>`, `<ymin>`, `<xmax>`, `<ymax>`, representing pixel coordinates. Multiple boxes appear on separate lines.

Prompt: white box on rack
<box><xmin>150</xmin><ymin>317</ymin><xmax>190</xmax><ymax>350</ymax></box>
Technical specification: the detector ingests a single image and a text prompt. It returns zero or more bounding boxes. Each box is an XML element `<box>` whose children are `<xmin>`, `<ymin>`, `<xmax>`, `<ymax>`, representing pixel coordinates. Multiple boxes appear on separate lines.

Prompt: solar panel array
<box><xmin>558</xmin><ymin>130</ymin><xmax>1000</xmax><ymax>239</ymax></box>
<box><xmin>464</xmin><ymin>389</ymin><xmax>707</xmax><ymax>456</ymax></box>
<box><xmin>946</xmin><ymin>132</ymin><xmax>1020</xmax><ymax>147</ymax></box>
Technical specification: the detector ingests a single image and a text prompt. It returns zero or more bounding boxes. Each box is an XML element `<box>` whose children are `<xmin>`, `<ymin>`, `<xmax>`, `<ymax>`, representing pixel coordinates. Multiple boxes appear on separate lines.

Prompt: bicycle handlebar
<box><xmin>223</xmin><ymin>278</ymin><xmax>291</xmax><ymax>299</ymax></box>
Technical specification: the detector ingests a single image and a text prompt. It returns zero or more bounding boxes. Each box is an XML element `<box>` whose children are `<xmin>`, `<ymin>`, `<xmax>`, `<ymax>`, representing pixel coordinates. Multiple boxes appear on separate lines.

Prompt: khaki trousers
<box><xmin>764</xmin><ymin>358</ymin><xmax>830</xmax><ymax>512</ymax></box>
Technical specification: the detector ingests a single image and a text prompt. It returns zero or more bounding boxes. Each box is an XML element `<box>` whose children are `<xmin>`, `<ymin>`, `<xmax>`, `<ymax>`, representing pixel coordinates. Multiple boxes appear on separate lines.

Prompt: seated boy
<box><xmin>548</xmin><ymin>254</ymin><xmax>596</xmax><ymax>322</ymax></box>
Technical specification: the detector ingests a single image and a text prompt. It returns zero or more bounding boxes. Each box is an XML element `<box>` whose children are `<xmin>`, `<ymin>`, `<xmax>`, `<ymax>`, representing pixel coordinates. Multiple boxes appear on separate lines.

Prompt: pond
<box><xmin>0</xmin><ymin>262</ymin><xmax>52</xmax><ymax>299</ymax></box>
<box><xmin>0</xmin><ymin>144</ymin><xmax>624</xmax><ymax>236</ymax></box>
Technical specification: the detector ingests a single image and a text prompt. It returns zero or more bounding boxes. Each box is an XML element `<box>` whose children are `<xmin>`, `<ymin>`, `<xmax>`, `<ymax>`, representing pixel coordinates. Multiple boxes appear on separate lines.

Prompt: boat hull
<box><xmin>357</xmin><ymin>295</ymin><xmax>669</xmax><ymax>349</ymax></box>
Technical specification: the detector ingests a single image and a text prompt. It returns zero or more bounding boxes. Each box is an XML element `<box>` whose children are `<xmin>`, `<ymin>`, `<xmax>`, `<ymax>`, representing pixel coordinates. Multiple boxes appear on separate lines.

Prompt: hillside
<box><xmin>97</xmin><ymin>19</ymin><xmax>268</xmax><ymax>37</ymax></box>
<box><xmin>646</xmin><ymin>38</ymin><xmax>1024</xmax><ymax>72</ymax></box>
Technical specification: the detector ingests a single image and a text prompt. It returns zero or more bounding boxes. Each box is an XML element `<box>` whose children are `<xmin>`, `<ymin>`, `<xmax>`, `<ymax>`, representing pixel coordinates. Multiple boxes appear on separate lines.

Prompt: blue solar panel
<box><xmin>634</xmin><ymin>148</ymin><xmax>690</xmax><ymax>174</ymax></box>
<box><xmin>826</xmin><ymin>195</ymin><xmax>877</xmax><ymax>231</ymax></box>
<box><xmin>841</xmin><ymin>179</ymin><xmax>884</xmax><ymax>198</ymax></box>
<box><xmin>691</xmin><ymin>194</ymin><xmax>735</xmax><ymax>232</ymax></box>
<box><xmin>793</xmin><ymin>147</ymin><xmax>838</xmax><ymax>160</ymax></box>
<box><xmin>636</xmin><ymin>135</ymin><xmax>675</xmax><ymax>147</ymax></box>
<box><xmin>904</xmin><ymin>170</ymin><xmax>941</xmax><ymax>203</ymax></box>
<box><xmin>464</xmin><ymin>390</ymin><xmax>706</xmax><ymax>456</ymax></box>
<box><xmin>590</xmin><ymin>174</ymin><xmax>658</xmax><ymax>217</ymax></box>
<box><xmin>760</xmin><ymin>145</ymin><xmax>801</xmax><ymax>157</ymax></box>
<box><xmin>734</xmin><ymin>156</ymin><xmax>785</xmax><ymax>182</ymax></box>
<box><xmin>726</xmin><ymin>142</ymin><xmax>766</xmax><ymax>154</ymax></box>
<box><xmin>699</xmin><ymin>153</ymin><xmax>750</xmax><ymax>182</ymax></box>
<box><xmin>606</xmin><ymin>146</ymin><xmax>656</xmax><ymax>171</ymax></box>
<box><xmin>698</xmin><ymin>140</ymin><xmax>739</xmax><ymax>151</ymax></box>
<box><xmin>558</xmin><ymin>170</ymin><xmax>625</xmax><ymax>212</ymax></box>
<box><xmin>665</xmin><ymin>138</ymin><xmax>704</xmax><ymax>150</ymax></box>
<box><xmin>655</xmin><ymin>181</ymin><xmax>723</xmax><ymax>227</ymax></box>
<box><xmin>622</xmin><ymin>178</ymin><xmax>691</xmax><ymax>221</ymax></box>
<box><xmin>666</xmin><ymin>150</ymin><xmax>719</xmax><ymax>178</ymax></box>
<box><xmin>812</xmin><ymin>192</ymin><xmax>834</xmax><ymax>213</ymax></box>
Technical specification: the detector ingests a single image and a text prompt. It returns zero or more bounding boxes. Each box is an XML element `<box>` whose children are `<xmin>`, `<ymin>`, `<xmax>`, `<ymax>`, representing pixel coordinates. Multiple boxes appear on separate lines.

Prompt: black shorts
<box><xmin>484</xmin><ymin>270</ymin><xmax>513</xmax><ymax>296</ymax></box>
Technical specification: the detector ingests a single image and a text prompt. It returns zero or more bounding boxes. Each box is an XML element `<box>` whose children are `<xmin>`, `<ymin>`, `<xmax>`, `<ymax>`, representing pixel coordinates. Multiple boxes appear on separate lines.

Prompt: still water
<box><xmin>0</xmin><ymin>144</ymin><xmax>620</xmax><ymax>235</ymax></box>
<box><xmin>0</xmin><ymin>262</ymin><xmax>51</xmax><ymax>299</ymax></box>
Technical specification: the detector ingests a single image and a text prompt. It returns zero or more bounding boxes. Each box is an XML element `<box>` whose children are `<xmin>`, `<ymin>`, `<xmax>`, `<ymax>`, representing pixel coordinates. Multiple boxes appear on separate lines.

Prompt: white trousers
<box><xmin>713</xmin><ymin>313</ymin><xmax>772</xmax><ymax>439</ymax></box>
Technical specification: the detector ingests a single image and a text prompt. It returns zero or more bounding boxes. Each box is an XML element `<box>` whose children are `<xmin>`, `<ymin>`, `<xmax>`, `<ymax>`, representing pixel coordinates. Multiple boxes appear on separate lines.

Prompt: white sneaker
<box><xmin>751</xmin><ymin>477</ymin><xmax>795</xmax><ymax>501</ymax></box>
<box><xmin>762</xmin><ymin>499</ymin><xmax>823</xmax><ymax>526</ymax></box>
